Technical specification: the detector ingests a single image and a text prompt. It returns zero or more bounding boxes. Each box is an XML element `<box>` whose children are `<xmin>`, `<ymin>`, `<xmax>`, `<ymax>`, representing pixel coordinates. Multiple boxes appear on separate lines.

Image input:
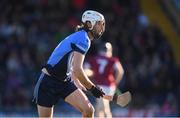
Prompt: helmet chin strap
<box><xmin>90</xmin><ymin>30</ymin><xmax>100</xmax><ymax>40</ymax></box>
<box><xmin>92</xmin><ymin>29</ymin><xmax>104</xmax><ymax>40</ymax></box>
<box><xmin>88</xmin><ymin>21</ymin><xmax>98</xmax><ymax>39</ymax></box>
<box><xmin>87</xmin><ymin>24</ymin><xmax>102</xmax><ymax>40</ymax></box>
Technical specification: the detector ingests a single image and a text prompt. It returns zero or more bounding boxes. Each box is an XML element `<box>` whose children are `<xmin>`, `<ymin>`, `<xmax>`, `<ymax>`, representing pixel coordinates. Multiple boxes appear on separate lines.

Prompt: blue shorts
<box><xmin>33</xmin><ymin>73</ymin><xmax>77</xmax><ymax>107</ymax></box>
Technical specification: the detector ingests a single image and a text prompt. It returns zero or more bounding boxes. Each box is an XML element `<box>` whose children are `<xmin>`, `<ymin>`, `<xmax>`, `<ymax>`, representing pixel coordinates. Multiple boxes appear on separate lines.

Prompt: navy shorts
<box><xmin>33</xmin><ymin>73</ymin><xmax>77</xmax><ymax>107</ymax></box>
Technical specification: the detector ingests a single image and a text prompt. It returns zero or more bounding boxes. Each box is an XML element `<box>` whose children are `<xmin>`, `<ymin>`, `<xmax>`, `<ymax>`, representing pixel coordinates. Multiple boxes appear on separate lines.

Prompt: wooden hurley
<box><xmin>103</xmin><ymin>91</ymin><xmax>132</xmax><ymax>107</ymax></box>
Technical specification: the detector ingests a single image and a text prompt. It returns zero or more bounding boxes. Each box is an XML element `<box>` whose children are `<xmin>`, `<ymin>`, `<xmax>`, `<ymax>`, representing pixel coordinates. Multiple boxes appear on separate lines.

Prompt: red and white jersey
<box><xmin>85</xmin><ymin>55</ymin><xmax>120</xmax><ymax>87</ymax></box>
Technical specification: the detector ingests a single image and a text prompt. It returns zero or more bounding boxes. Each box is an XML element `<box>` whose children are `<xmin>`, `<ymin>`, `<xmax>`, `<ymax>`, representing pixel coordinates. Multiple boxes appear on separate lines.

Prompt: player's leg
<box><xmin>37</xmin><ymin>105</ymin><xmax>54</xmax><ymax>118</ymax></box>
<box><xmin>33</xmin><ymin>73</ymin><xmax>59</xmax><ymax>118</ymax></box>
<box><xmin>103</xmin><ymin>85</ymin><xmax>116</xmax><ymax>118</ymax></box>
<box><xmin>65</xmin><ymin>89</ymin><xmax>95</xmax><ymax>118</ymax></box>
<box><xmin>95</xmin><ymin>96</ymin><xmax>112</xmax><ymax>118</ymax></box>
<box><xmin>95</xmin><ymin>98</ymin><xmax>105</xmax><ymax>117</ymax></box>
<box><xmin>96</xmin><ymin>85</ymin><xmax>115</xmax><ymax>118</ymax></box>
<box><xmin>102</xmin><ymin>99</ymin><xmax>112</xmax><ymax>118</ymax></box>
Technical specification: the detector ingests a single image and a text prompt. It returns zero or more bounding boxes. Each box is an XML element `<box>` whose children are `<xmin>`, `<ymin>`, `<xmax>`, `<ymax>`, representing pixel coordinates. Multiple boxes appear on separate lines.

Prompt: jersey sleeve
<box><xmin>71</xmin><ymin>38</ymin><xmax>90</xmax><ymax>54</ymax></box>
<box><xmin>112</xmin><ymin>57</ymin><xmax>120</xmax><ymax>62</ymax></box>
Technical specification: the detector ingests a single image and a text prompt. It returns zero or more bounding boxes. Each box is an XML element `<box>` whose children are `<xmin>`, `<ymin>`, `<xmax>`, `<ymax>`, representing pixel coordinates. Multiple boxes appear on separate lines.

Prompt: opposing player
<box><xmin>33</xmin><ymin>10</ymin><xmax>106</xmax><ymax>118</ymax></box>
<box><xmin>84</xmin><ymin>42</ymin><xmax>124</xmax><ymax>118</ymax></box>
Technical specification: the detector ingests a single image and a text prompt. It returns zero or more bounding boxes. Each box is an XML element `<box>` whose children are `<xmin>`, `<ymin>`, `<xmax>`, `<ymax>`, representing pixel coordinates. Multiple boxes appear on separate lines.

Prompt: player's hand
<box><xmin>89</xmin><ymin>86</ymin><xmax>105</xmax><ymax>98</ymax></box>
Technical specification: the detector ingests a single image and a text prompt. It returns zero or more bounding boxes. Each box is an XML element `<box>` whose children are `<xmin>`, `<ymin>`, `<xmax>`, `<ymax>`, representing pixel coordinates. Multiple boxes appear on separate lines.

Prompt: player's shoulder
<box><xmin>110</xmin><ymin>56</ymin><xmax>120</xmax><ymax>62</ymax></box>
<box><xmin>71</xmin><ymin>30</ymin><xmax>88</xmax><ymax>40</ymax></box>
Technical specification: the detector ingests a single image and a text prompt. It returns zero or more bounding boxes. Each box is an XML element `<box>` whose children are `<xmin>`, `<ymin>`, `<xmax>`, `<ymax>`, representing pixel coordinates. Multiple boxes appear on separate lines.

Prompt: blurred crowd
<box><xmin>0</xmin><ymin>0</ymin><xmax>179</xmax><ymax>116</ymax></box>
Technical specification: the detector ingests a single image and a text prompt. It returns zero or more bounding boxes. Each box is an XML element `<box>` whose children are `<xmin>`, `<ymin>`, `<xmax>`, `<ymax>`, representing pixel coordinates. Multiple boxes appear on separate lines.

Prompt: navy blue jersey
<box><xmin>44</xmin><ymin>30</ymin><xmax>91</xmax><ymax>80</ymax></box>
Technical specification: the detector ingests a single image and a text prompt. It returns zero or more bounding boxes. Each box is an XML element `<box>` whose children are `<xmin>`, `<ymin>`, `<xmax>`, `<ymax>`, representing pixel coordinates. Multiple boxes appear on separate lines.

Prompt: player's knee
<box><xmin>82</xmin><ymin>104</ymin><xmax>95</xmax><ymax>116</ymax></box>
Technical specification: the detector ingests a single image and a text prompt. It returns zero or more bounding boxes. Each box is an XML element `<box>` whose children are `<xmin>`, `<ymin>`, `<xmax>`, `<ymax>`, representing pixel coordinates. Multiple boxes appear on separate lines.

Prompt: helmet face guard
<box><xmin>91</xmin><ymin>28</ymin><xmax>103</xmax><ymax>39</ymax></box>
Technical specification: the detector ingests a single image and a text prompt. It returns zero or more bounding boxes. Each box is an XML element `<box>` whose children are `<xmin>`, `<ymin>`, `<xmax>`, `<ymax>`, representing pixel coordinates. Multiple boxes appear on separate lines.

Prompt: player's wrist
<box><xmin>86</xmin><ymin>83</ymin><xmax>95</xmax><ymax>90</ymax></box>
<box><xmin>88</xmin><ymin>85</ymin><xmax>105</xmax><ymax>98</ymax></box>
<box><xmin>88</xmin><ymin>85</ymin><xmax>95</xmax><ymax>91</ymax></box>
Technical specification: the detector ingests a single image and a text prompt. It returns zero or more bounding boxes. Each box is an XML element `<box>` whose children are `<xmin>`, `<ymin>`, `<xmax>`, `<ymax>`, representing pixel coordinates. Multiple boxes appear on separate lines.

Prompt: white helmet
<box><xmin>82</xmin><ymin>10</ymin><xmax>104</xmax><ymax>30</ymax></box>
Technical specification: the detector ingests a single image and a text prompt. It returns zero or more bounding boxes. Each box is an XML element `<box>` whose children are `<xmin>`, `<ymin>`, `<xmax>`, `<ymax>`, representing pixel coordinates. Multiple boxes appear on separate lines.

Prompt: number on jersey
<box><xmin>97</xmin><ymin>59</ymin><xmax>108</xmax><ymax>74</ymax></box>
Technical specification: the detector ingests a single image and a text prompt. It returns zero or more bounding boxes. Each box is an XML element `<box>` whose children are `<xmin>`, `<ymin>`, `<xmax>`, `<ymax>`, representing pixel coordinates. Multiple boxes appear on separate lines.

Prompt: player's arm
<box><xmin>72</xmin><ymin>51</ymin><xmax>105</xmax><ymax>98</ymax></box>
<box><xmin>113</xmin><ymin>61</ymin><xmax>124</xmax><ymax>86</ymax></box>
<box><xmin>71</xmin><ymin>72</ymin><xmax>87</xmax><ymax>91</ymax></box>
<box><xmin>72</xmin><ymin>51</ymin><xmax>95</xmax><ymax>89</ymax></box>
